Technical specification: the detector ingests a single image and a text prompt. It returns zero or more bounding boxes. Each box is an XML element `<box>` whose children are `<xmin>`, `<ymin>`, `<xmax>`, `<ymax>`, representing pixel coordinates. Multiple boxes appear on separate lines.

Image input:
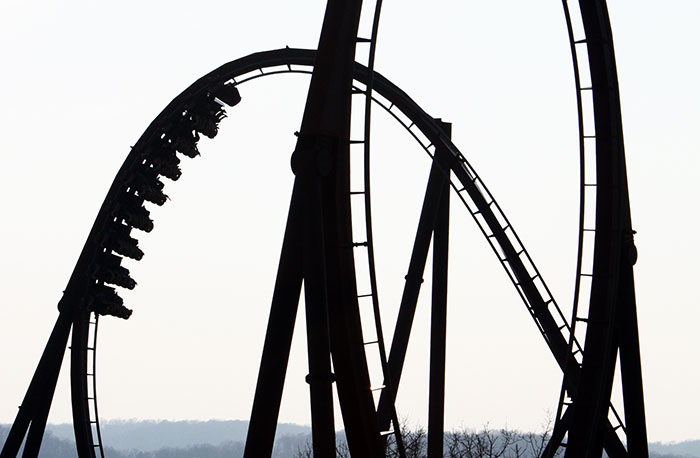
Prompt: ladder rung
<box><xmin>364</xmin><ymin>340</ymin><xmax>378</xmax><ymax>345</ymax></box>
<box><xmin>350</xmin><ymin>191</ymin><xmax>365</xmax><ymax>195</ymax></box>
<box><xmin>370</xmin><ymin>385</ymin><xmax>385</xmax><ymax>392</ymax></box>
<box><xmin>351</xmin><ymin>87</ymin><xmax>365</xmax><ymax>94</ymax></box>
<box><xmin>356</xmin><ymin>37</ymin><xmax>371</xmax><ymax>43</ymax></box>
<box><xmin>357</xmin><ymin>293</ymin><xmax>373</xmax><ymax>299</ymax></box>
<box><xmin>614</xmin><ymin>423</ymin><xmax>624</xmax><ymax>431</ymax></box>
<box><xmin>583</xmin><ymin>135</ymin><xmax>596</xmax><ymax>138</ymax></box>
<box><xmin>380</xmin><ymin>430</ymin><xmax>395</xmax><ymax>437</ymax></box>
<box><xmin>349</xmin><ymin>140</ymin><xmax>365</xmax><ymax>145</ymax></box>
<box><xmin>580</xmin><ymin>273</ymin><xmax>593</xmax><ymax>277</ymax></box>
<box><xmin>580</xmin><ymin>86</ymin><xmax>593</xmax><ymax>91</ymax></box>
<box><xmin>353</xmin><ymin>241</ymin><xmax>368</xmax><ymax>247</ymax></box>
<box><xmin>574</xmin><ymin>38</ymin><xmax>587</xmax><ymax>44</ymax></box>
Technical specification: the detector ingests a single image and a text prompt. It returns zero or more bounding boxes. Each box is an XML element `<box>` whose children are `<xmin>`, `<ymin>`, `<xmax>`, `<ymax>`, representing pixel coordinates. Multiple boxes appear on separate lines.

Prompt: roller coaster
<box><xmin>1</xmin><ymin>1</ymin><xmax>647</xmax><ymax>457</ymax></box>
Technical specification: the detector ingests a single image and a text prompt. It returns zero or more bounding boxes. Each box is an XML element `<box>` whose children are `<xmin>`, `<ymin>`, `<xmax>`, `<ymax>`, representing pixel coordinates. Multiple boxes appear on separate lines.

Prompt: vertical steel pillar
<box><xmin>302</xmin><ymin>165</ymin><xmax>336</xmax><ymax>457</ymax></box>
<box><xmin>427</xmin><ymin>121</ymin><xmax>451</xmax><ymax>458</ymax></box>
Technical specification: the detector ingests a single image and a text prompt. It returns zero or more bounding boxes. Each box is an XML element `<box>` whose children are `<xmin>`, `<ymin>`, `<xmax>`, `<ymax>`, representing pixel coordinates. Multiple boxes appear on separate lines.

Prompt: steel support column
<box><xmin>427</xmin><ymin>123</ymin><xmax>451</xmax><ymax>458</ymax></box>
<box><xmin>302</xmin><ymin>157</ymin><xmax>336</xmax><ymax>457</ymax></box>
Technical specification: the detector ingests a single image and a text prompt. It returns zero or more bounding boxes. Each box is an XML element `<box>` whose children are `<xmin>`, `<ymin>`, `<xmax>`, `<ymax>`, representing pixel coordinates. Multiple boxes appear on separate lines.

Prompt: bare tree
<box><xmin>444</xmin><ymin>421</ymin><xmax>563</xmax><ymax>458</ymax></box>
<box><xmin>292</xmin><ymin>417</ymin><xmax>561</xmax><ymax>458</ymax></box>
<box><xmin>385</xmin><ymin>421</ymin><xmax>426</xmax><ymax>458</ymax></box>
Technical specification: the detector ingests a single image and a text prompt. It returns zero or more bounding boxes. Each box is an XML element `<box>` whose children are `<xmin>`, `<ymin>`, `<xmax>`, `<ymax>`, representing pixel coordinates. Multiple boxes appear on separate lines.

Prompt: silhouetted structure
<box><xmin>1</xmin><ymin>1</ymin><xmax>646</xmax><ymax>457</ymax></box>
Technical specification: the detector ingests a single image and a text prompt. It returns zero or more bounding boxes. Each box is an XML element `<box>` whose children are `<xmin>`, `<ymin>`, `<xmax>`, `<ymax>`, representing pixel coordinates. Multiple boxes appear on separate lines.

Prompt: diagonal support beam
<box><xmin>1</xmin><ymin>312</ymin><xmax>73</xmax><ymax>458</ymax></box>
<box><xmin>243</xmin><ymin>183</ymin><xmax>304</xmax><ymax>458</ymax></box>
<box><xmin>376</xmin><ymin>149</ymin><xmax>451</xmax><ymax>430</ymax></box>
<box><xmin>617</xmin><ymin>261</ymin><xmax>648</xmax><ymax>456</ymax></box>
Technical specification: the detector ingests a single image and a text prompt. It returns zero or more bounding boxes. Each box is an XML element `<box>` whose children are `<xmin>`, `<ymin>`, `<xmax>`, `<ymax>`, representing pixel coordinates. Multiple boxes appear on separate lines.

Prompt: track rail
<box><xmin>548</xmin><ymin>2</ymin><xmax>628</xmax><ymax>455</ymax></box>
<box><xmin>350</xmin><ymin>0</ymin><xmax>407</xmax><ymax>452</ymax></box>
<box><xmin>69</xmin><ymin>47</ymin><xmax>625</xmax><ymax>455</ymax></box>
<box><xmin>88</xmin><ymin>316</ymin><xmax>105</xmax><ymax>458</ymax></box>
<box><xmin>553</xmin><ymin>0</ymin><xmax>596</xmax><ymax>435</ymax></box>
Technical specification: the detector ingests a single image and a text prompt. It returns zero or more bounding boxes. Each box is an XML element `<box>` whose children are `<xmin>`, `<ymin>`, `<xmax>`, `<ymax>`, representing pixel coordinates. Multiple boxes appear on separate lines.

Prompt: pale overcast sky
<box><xmin>1</xmin><ymin>0</ymin><xmax>698</xmax><ymax>445</ymax></box>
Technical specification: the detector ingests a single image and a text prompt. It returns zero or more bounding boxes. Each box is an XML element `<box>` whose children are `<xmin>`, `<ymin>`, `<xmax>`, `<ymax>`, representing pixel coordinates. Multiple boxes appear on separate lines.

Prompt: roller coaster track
<box><xmin>2</xmin><ymin>1</ymin><xmax>646</xmax><ymax>456</ymax></box>
<box><xmin>66</xmin><ymin>45</ymin><xmax>624</xmax><ymax>455</ymax></box>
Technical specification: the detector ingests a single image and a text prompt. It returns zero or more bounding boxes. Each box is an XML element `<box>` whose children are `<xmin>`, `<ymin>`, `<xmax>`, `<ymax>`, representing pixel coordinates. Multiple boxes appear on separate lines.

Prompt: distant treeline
<box><xmin>0</xmin><ymin>421</ymin><xmax>307</xmax><ymax>458</ymax></box>
<box><xmin>1</xmin><ymin>421</ymin><xmax>698</xmax><ymax>457</ymax></box>
<box><xmin>47</xmin><ymin>419</ymin><xmax>308</xmax><ymax>452</ymax></box>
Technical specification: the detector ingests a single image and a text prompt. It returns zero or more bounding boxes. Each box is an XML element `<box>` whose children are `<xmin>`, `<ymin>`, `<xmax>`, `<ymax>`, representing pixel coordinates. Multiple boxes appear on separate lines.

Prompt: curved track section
<box><xmin>552</xmin><ymin>2</ymin><xmax>646</xmax><ymax>456</ymax></box>
<box><xmin>348</xmin><ymin>0</ymin><xmax>406</xmax><ymax>449</ymax></box>
<box><xmin>67</xmin><ymin>48</ymin><xmax>626</xmax><ymax>455</ymax></box>
<box><xmin>554</xmin><ymin>0</ymin><xmax>598</xmax><ymax>431</ymax></box>
<box><xmin>64</xmin><ymin>67</ymin><xmax>242</xmax><ymax>458</ymax></box>
<box><xmin>549</xmin><ymin>2</ymin><xmax>618</xmax><ymax>453</ymax></box>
